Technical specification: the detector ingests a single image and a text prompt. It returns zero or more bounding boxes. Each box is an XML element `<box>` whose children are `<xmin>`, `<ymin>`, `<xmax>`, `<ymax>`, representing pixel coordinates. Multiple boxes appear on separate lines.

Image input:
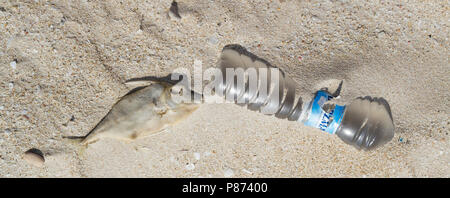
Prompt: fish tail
<box><xmin>62</xmin><ymin>136</ymin><xmax>86</xmax><ymax>145</ymax></box>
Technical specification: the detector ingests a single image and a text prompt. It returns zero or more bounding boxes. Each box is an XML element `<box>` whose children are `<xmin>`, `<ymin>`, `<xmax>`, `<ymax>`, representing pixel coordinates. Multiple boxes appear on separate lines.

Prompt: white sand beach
<box><xmin>0</xmin><ymin>0</ymin><xmax>448</xmax><ymax>177</ymax></box>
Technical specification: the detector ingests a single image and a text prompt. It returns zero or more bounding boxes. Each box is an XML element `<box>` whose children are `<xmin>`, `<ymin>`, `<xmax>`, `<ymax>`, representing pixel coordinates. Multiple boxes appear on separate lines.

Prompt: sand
<box><xmin>0</xmin><ymin>0</ymin><xmax>448</xmax><ymax>177</ymax></box>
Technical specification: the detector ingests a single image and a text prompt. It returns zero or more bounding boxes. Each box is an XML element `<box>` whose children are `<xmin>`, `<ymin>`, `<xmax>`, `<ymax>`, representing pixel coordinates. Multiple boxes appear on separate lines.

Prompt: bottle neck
<box><xmin>298</xmin><ymin>90</ymin><xmax>346</xmax><ymax>134</ymax></box>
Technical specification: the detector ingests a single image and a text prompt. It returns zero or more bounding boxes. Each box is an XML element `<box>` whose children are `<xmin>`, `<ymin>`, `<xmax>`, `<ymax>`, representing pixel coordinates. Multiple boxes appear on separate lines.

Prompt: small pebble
<box><xmin>311</xmin><ymin>15</ymin><xmax>321</xmax><ymax>21</ymax></box>
<box><xmin>169</xmin><ymin>1</ymin><xmax>181</xmax><ymax>19</ymax></box>
<box><xmin>242</xmin><ymin>169</ymin><xmax>253</xmax><ymax>174</ymax></box>
<box><xmin>8</xmin><ymin>82</ymin><xmax>14</xmax><ymax>91</ymax></box>
<box><xmin>193</xmin><ymin>152</ymin><xmax>201</xmax><ymax>160</ymax></box>
<box><xmin>0</xmin><ymin>106</ymin><xmax>4</xmax><ymax>110</ymax></box>
<box><xmin>185</xmin><ymin>163</ymin><xmax>195</xmax><ymax>170</ymax></box>
<box><xmin>208</xmin><ymin>36</ymin><xmax>218</xmax><ymax>45</ymax></box>
<box><xmin>23</xmin><ymin>149</ymin><xmax>45</xmax><ymax>167</ymax></box>
<box><xmin>224</xmin><ymin>168</ymin><xmax>234</xmax><ymax>177</ymax></box>
<box><xmin>10</xmin><ymin>61</ymin><xmax>16</xmax><ymax>70</ymax></box>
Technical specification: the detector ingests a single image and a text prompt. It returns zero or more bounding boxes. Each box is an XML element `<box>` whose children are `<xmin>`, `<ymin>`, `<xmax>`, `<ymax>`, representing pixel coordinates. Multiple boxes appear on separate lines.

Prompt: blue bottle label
<box><xmin>303</xmin><ymin>91</ymin><xmax>345</xmax><ymax>134</ymax></box>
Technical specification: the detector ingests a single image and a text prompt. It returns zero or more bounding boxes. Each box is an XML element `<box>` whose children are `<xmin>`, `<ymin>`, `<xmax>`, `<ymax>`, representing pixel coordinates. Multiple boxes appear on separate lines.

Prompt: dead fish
<box><xmin>66</xmin><ymin>75</ymin><xmax>199</xmax><ymax>145</ymax></box>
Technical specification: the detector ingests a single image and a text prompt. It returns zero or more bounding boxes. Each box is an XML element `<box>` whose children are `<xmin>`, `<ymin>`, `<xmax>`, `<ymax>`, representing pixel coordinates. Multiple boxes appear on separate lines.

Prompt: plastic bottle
<box><xmin>218</xmin><ymin>44</ymin><xmax>395</xmax><ymax>150</ymax></box>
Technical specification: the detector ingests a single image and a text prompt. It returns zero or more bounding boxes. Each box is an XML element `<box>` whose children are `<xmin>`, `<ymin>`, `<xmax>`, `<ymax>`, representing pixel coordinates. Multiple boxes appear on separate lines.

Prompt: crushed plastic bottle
<box><xmin>218</xmin><ymin>44</ymin><xmax>395</xmax><ymax>151</ymax></box>
<box><xmin>299</xmin><ymin>91</ymin><xmax>395</xmax><ymax>150</ymax></box>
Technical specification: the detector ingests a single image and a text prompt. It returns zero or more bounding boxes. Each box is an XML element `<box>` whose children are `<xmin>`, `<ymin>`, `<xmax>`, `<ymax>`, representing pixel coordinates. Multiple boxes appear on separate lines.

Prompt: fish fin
<box><xmin>125</xmin><ymin>73</ymin><xmax>183</xmax><ymax>86</ymax></box>
<box><xmin>62</xmin><ymin>136</ymin><xmax>85</xmax><ymax>144</ymax></box>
